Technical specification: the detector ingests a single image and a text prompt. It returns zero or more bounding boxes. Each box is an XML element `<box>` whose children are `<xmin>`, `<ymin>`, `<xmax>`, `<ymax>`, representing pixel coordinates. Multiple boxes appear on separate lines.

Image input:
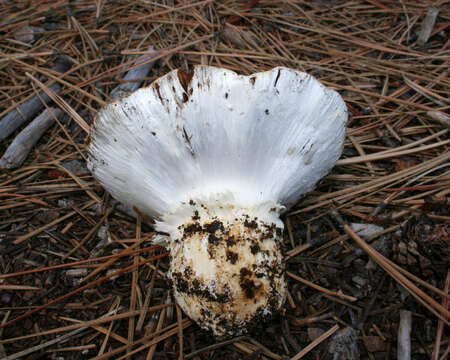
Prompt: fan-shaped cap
<box><xmin>88</xmin><ymin>66</ymin><xmax>347</xmax><ymax>217</ymax></box>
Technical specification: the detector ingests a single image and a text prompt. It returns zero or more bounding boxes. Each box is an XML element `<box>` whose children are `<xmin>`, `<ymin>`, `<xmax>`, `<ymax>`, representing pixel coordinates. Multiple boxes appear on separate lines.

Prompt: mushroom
<box><xmin>88</xmin><ymin>66</ymin><xmax>348</xmax><ymax>337</ymax></box>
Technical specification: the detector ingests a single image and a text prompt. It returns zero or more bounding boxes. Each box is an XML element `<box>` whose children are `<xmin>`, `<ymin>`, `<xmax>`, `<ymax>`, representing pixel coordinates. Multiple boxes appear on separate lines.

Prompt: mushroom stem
<box><xmin>158</xmin><ymin>198</ymin><xmax>286</xmax><ymax>337</ymax></box>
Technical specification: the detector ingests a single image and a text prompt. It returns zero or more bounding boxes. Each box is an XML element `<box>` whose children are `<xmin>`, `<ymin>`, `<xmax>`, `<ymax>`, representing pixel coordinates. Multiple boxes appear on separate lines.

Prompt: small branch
<box><xmin>0</xmin><ymin>83</ymin><xmax>61</xmax><ymax>143</ymax></box>
<box><xmin>0</xmin><ymin>61</ymin><xmax>69</xmax><ymax>142</ymax></box>
<box><xmin>0</xmin><ymin>107</ymin><xmax>62</xmax><ymax>169</ymax></box>
<box><xmin>25</xmin><ymin>72</ymin><xmax>90</xmax><ymax>133</ymax></box>
<box><xmin>398</xmin><ymin>310</ymin><xmax>412</xmax><ymax>360</ymax></box>
<box><xmin>109</xmin><ymin>46</ymin><xmax>157</xmax><ymax>101</ymax></box>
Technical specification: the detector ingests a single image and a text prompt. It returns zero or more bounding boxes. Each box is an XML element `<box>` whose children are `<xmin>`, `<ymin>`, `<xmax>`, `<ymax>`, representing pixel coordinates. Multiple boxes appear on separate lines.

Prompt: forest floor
<box><xmin>0</xmin><ymin>1</ymin><xmax>449</xmax><ymax>359</ymax></box>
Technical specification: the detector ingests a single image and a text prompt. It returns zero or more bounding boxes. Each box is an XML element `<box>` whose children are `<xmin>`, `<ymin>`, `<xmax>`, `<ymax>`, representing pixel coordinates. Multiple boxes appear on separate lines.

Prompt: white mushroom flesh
<box><xmin>88</xmin><ymin>66</ymin><xmax>348</xmax><ymax>336</ymax></box>
<box><xmin>158</xmin><ymin>197</ymin><xmax>286</xmax><ymax>336</ymax></box>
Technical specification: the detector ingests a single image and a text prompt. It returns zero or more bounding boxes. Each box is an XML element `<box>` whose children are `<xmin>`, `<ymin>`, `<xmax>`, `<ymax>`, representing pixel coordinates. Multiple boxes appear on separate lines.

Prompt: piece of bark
<box><xmin>109</xmin><ymin>46</ymin><xmax>157</xmax><ymax>101</ymax></box>
<box><xmin>0</xmin><ymin>60</ymin><xmax>70</xmax><ymax>142</ymax></box>
<box><xmin>0</xmin><ymin>108</ymin><xmax>62</xmax><ymax>169</ymax></box>
<box><xmin>398</xmin><ymin>310</ymin><xmax>412</xmax><ymax>360</ymax></box>
<box><xmin>418</xmin><ymin>7</ymin><xmax>439</xmax><ymax>46</ymax></box>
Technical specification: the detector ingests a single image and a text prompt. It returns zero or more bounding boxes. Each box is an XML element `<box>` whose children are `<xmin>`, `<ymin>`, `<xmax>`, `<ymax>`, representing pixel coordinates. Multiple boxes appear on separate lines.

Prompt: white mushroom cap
<box><xmin>88</xmin><ymin>66</ymin><xmax>348</xmax><ymax>336</ymax></box>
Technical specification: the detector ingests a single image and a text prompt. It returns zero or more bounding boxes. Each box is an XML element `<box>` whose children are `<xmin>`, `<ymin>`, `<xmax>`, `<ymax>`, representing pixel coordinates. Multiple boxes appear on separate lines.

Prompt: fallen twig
<box><xmin>0</xmin><ymin>60</ymin><xmax>69</xmax><ymax>142</ymax></box>
<box><xmin>109</xmin><ymin>46</ymin><xmax>157</xmax><ymax>101</ymax></box>
<box><xmin>25</xmin><ymin>72</ymin><xmax>90</xmax><ymax>133</ymax></box>
<box><xmin>0</xmin><ymin>107</ymin><xmax>62</xmax><ymax>169</ymax></box>
<box><xmin>398</xmin><ymin>310</ymin><xmax>412</xmax><ymax>360</ymax></box>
